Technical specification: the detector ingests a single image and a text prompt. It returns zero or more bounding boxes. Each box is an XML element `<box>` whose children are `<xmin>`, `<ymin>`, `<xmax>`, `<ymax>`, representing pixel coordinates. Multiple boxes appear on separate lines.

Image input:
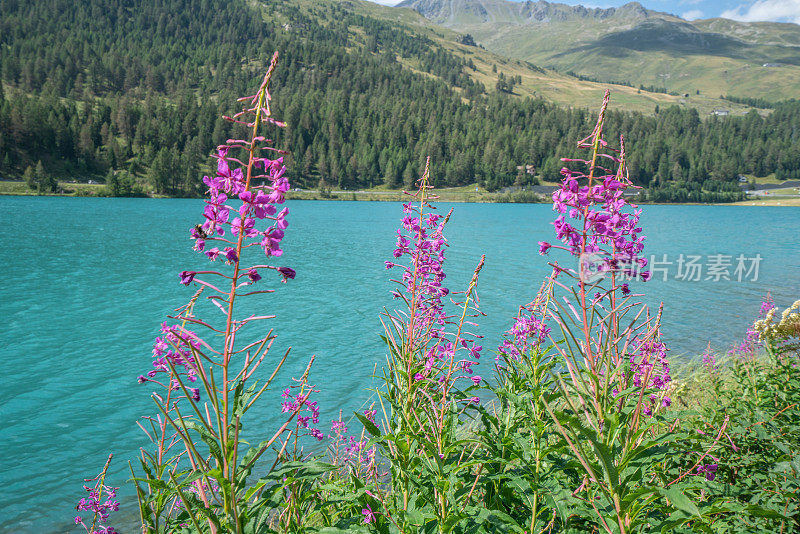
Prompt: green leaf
<box><xmin>743</xmin><ymin>504</ymin><xmax>787</xmax><ymax>519</ymax></box>
<box><xmin>658</xmin><ymin>487</ymin><xmax>701</xmax><ymax>517</ymax></box>
<box><xmin>233</xmin><ymin>380</ymin><xmax>259</xmax><ymax>417</ymax></box>
<box><xmin>184</xmin><ymin>420</ymin><xmax>223</xmax><ymax>465</ymax></box>
<box><xmin>355</xmin><ymin>412</ymin><xmax>381</xmax><ymax>438</ymax></box>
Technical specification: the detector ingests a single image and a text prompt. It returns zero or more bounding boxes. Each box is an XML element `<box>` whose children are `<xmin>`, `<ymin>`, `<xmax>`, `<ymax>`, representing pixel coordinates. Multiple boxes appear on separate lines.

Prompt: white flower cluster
<box><xmin>754</xmin><ymin>300</ymin><xmax>800</xmax><ymax>347</ymax></box>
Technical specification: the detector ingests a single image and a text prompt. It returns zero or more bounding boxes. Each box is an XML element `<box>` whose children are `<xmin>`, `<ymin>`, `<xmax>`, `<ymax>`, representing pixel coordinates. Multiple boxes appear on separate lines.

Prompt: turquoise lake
<box><xmin>1</xmin><ymin>196</ymin><xmax>799</xmax><ymax>532</ymax></box>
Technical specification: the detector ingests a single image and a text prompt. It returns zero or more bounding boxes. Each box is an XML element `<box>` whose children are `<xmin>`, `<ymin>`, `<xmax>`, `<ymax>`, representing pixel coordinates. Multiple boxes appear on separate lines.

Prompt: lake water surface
<box><xmin>1</xmin><ymin>197</ymin><xmax>798</xmax><ymax>532</ymax></box>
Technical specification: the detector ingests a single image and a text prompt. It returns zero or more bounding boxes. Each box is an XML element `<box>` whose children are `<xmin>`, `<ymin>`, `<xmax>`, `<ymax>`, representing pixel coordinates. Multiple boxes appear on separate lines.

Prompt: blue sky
<box><xmin>369</xmin><ymin>0</ymin><xmax>800</xmax><ymax>24</ymax></box>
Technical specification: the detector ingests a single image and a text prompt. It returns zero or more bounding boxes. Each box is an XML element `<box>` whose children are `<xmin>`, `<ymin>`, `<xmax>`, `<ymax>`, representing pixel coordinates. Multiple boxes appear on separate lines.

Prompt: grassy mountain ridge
<box><xmin>396</xmin><ymin>0</ymin><xmax>800</xmax><ymax>101</ymax></box>
<box><xmin>396</xmin><ymin>0</ymin><xmax>658</xmax><ymax>25</ymax></box>
<box><xmin>320</xmin><ymin>0</ymin><xmax>759</xmax><ymax>115</ymax></box>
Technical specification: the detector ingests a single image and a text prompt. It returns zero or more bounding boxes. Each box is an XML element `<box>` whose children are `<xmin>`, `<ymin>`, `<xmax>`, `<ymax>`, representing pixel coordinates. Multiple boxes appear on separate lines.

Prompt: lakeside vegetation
<box><xmin>2</xmin><ymin>0</ymin><xmax>800</xmax><ymax>203</ymax></box>
<box><xmin>7</xmin><ymin>178</ymin><xmax>800</xmax><ymax>205</ymax></box>
<box><xmin>67</xmin><ymin>58</ymin><xmax>800</xmax><ymax>533</ymax></box>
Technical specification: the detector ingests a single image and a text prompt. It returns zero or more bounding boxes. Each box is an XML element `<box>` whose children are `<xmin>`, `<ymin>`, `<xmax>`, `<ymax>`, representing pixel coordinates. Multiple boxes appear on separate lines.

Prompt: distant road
<box><xmin>749</xmin><ymin>180</ymin><xmax>800</xmax><ymax>191</ymax></box>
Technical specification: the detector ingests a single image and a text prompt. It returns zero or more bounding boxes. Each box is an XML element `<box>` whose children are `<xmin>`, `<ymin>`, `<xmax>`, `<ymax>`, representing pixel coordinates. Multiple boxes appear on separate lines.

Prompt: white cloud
<box><xmin>682</xmin><ymin>9</ymin><xmax>704</xmax><ymax>19</ymax></box>
<box><xmin>721</xmin><ymin>0</ymin><xmax>800</xmax><ymax>24</ymax></box>
<box><xmin>368</xmin><ymin>0</ymin><xmax>404</xmax><ymax>5</ymax></box>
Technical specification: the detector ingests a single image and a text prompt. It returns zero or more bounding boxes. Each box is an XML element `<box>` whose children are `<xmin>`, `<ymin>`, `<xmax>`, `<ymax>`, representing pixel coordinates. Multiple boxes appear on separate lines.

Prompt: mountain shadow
<box><xmin>552</xmin><ymin>19</ymin><xmax>755</xmax><ymax>59</ymax></box>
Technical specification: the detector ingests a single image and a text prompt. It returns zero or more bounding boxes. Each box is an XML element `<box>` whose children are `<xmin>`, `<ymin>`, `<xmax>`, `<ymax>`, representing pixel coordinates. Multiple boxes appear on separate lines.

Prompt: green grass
<box><xmin>749</xmin><ymin>173</ymin><xmax>782</xmax><ymax>184</ymax></box>
<box><xmin>286</xmin><ymin>185</ymin><xmax>544</xmax><ymax>203</ymax></box>
<box><xmin>762</xmin><ymin>186</ymin><xmax>800</xmax><ymax>195</ymax></box>
<box><xmin>0</xmin><ymin>180</ymin><xmax>107</xmax><ymax>196</ymax></box>
<box><xmin>0</xmin><ymin>181</ymin><xmax>35</xmax><ymax>195</ymax></box>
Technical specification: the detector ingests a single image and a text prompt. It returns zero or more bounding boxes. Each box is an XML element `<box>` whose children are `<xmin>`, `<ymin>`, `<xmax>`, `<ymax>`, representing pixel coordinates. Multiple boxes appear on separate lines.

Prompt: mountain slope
<box><xmin>1</xmin><ymin>0</ymin><xmax>797</xmax><ymax>202</ymax></box>
<box><xmin>396</xmin><ymin>0</ymin><xmax>800</xmax><ymax>101</ymax></box>
<box><xmin>397</xmin><ymin>0</ymin><xmax>657</xmax><ymax>25</ymax></box>
<box><xmin>314</xmin><ymin>0</ymin><xmax>760</xmax><ymax>115</ymax></box>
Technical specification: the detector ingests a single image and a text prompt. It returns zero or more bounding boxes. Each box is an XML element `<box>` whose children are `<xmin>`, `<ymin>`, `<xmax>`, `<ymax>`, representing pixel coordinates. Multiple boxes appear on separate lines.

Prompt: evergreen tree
<box><xmin>23</xmin><ymin>165</ymin><xmax>35</xmax><ymax>190</ymax></box>
<box><xmin>149</xmin><ymin>148</ymin><xmax>172</xmax><ymax>195</ymax></box>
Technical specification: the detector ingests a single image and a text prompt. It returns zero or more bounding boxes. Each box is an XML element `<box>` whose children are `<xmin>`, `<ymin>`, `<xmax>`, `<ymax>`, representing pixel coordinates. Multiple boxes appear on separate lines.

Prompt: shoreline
<box><xmin>2</xmin><ymin>181</ymin><xmax>799</xmax><ymax>206</ymax></box>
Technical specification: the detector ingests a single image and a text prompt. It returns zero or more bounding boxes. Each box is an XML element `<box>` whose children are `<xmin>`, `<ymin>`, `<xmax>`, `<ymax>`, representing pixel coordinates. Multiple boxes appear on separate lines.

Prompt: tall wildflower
<box><xmin>534</xmin><ymin>91</ymin><xmax>675</xmax><ymax>413</ymax></box>
<box><xmin>73</xmin><ymin>455</ymin><xmax>118</xmax><ymax>534</ymax></box>
<box><xmin>702</xmin><ymin>343</ymin><xmax>719</xmax><ymax>375</ymax></box>
<box><xmin>527</xmin><ymin>92</ymin><xmax>687</xmax><ymax>534</ymax></box>
<box><xmin>384</xmin><ymin>158</ymin><xmax>484</xmax><ymax>400</ymax></box>
<box><xmin>540</xmin><ymin>90</ymin><xmax>647</xmax><ymax>276</ymax></box>
<box><xmin>532</xmin><ymin>90</ymin><xmax>670</xmax><ymax>399</ymax></box>
<box><xmin>372</xmin><ymin>159</ymin><xmax>485</xmax><ymax>529</ymax></box>
<box><xmin>497</xmin><ymin>280</ymin><xmax>552</xmax><ymax>361</ymax></box>
<box><xmin>129</xmin><ymin>53</ymin><xmax>319</xmax><ymax>533</ymax></box>
<box><xmin>729</xmin><ymin>296</ymin><xmax>777</xmax><ymax>361</ymax></box>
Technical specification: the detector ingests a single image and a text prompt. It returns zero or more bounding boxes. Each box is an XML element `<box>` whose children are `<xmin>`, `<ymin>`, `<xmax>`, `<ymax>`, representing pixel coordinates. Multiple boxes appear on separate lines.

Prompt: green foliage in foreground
<box><xmin>74</xmin><ymin>55</ymin><xmax>800</xmax><ymax>534</ymax></box>
<box><xmin>128</xmin><ymin>298</ymin><xmax>800</xmax><ymax>533</ymax></box>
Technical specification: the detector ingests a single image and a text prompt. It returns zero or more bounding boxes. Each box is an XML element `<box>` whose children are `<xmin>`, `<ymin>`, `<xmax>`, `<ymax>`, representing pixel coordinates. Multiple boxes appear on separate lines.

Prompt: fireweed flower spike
<box><xmin>379</xmin><ymin>158</ymin><xmax>486</xmax><ymax>527</ymax></box>
<box><xmin>522</xmin><ymin>92</ymin><xmax>685</xmax><ymax>534</ymax></box>
<box><xmin>74</xmin><ymin>455</ymin><xmax>118</xmax><ymax>534</ymax></box>
<box><xmin>497</xmin><ymin>278</ymin><xmax>553</xmax><ymax>362</ymax></box>
<box><xmin>543</xmin><ymin>91</ymin><xmax>647</xmax><ymax>280</ymax></box>
<box><xmin>122</xmin><ymin>54</ymin><xmax>321</xmax><ymax>534</ymax></box>
<box><xmin>702</xmin><ymin>342</ymin><xmax>720</xmax><ymax>375</ymax></box>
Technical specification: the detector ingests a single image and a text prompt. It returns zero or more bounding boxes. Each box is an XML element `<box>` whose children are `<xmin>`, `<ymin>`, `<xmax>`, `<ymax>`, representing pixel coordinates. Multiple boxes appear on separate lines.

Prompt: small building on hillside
<box><xmin>515</xmin><ymin>164</ymin><xmax>536</xmax><ymax>175</ymax></box>
<box><xmin>712</xmin><ymin>109</ymin><xmax>730</xmax><ymax>116</ymax></box>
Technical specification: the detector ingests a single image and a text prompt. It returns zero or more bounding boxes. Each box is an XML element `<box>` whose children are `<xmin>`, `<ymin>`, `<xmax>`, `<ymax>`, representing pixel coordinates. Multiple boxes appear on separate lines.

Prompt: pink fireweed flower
<box><xmin>497</xmin><ymin>307</ymin><xmax>551</xmax><ymax>361</ymax></box>
<box><xmin>277</xmin><ymin>266</ymin><xmax>296</xmax><ymax>282</ymax></box>
<box><xmin>702</xmin><ymin>344</ymin><xmax>719</xmax><ymax>375</ymax></box>
<box><xmin>547</xmin><ymin>96</ymin><xmax>649</xmax><ymax>286</ymax></box>
<box><xmin>247</xmin><ymin>268</ymin><xmax>261</xmax><ymax>283</ymax></box>
<box><xmin>760</xmin><ymin>298</ymin><xmax>776</xmax><ymax>316</ymax></box>
<box><xmin>186</xmin><ymin>77</ymin><xmax>293</xmax><ymax>286</ymax></box>
<box><xmin>330</xmin><ymin>420</ymin><xmax>348</xmax><ymax>436</ymax></box>
<box><xmin>627</xmin><ymin>333</ymin><xmax>672</xmax><ymax>413</ymax></box>
<box><xmin>386</xmin><ymin>160</ymin><xmax>456</xmax><ymax>345</ymax></box>
<box><xmin>729</xmin><ymin>326</ymin><xmax>761</xmax><ymax>361</ymax></box>
<box><xmin>275</xmin><ymin>207</ymin><xmax>289</xmax><ymax>229</ymax></box>
<box><xmin>129</xmin><ymin>55</ymin><xmax>307</xmax><ymax>534</ymax></box>
<box><xmin>362</xmin><ymin>504</ymin><xmax>375</xmax><ymax>524</ymax></box>
<box><xmin>223</xmin><ymin>247</ymin><xmax>238</xmax><ymax>263</ymax></box>
<box><xmin>261</xmin><ymin>227</ymin><xmax>285</xmax><ymax>257</ymax></box>
<box><xmin>230</xmin><ymin>217</ymin><xmax>257</xmax><ymax>238</ymax></box>
<box><xmin>142</xmin><ymin>324</ymin><xmax>200</xmax><ymax>395</ymax></box>
<box><xmin>329</xmin><ymin>418</ymin><xmax>378</xmax><ymax>478</ymax></box>
<box><xmin>74</xmin><ymin>456</ymin><xmax>118</xmax><ymax>534</ymax></box>
<box><xmin>280</xmin><ymin>387</ymin><xmax>323</xmax><ymax>440</ymax></box>
<box><xmin>383</xmin><ymin>159</ymin><xmax>484</xmax><ymax>483</ymax></box>
<box><xmin>696</xmin><ymin>463</ymin><xmax>718</xmax><ymax>481</ymax></box>
<box><xmin>386</xmin><ymin>201</ymin><xmax>450</xmax><ymax>338</ymax></box>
